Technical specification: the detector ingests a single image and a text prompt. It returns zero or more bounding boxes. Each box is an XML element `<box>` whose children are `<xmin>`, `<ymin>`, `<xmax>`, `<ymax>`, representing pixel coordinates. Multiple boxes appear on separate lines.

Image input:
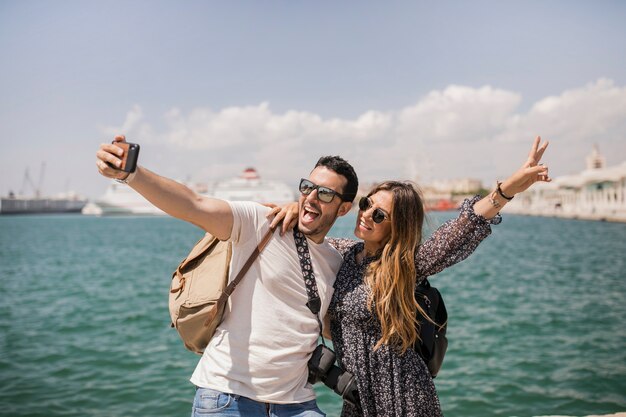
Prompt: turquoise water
<box><xmin>0</xmin><ymin>212</ymin><xmax>625</xmax><ymax>417</ymax></box>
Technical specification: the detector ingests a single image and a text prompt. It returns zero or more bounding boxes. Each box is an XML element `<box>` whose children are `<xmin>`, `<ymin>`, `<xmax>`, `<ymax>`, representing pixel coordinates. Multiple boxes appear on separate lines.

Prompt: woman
<box><xmin>271</xmin><ymin>137</ymin><xmax>550</xmax><ymax>416</ymax></box>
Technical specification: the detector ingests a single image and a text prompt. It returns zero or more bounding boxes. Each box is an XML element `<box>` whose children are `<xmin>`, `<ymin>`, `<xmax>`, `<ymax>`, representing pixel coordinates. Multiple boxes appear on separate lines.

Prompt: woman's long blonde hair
<box><xmin>364</xmin><ymin>181</ymin><xmax>427</xmax><ymax>354</ymax></box>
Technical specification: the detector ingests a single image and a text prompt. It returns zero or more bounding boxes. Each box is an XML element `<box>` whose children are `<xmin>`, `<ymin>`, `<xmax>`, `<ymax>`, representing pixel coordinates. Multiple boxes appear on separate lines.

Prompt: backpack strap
<box><xmin>293</xmin><ymin>228</ymin><xmax>326</xmax><ymax>345</ymax></box>
<box><xmin>225</xmin><ymin>226</ymin><xmax>276</xmax><ymax>296</ymax></box>
<box><xmin>204</xmin><ymin>225</ymin><xmax>276</xmax><ymax>326</ymax></box>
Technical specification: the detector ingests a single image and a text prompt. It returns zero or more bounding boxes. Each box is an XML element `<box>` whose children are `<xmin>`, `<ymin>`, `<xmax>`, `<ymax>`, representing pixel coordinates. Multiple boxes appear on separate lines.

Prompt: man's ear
<box><xmin>337</xmin><ymin>202</ymin><xmax>352</xmax><ymax>217</ymax></box>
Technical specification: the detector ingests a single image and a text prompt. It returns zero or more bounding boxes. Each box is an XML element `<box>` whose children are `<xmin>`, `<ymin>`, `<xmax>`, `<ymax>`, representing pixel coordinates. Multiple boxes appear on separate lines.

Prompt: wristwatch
<box><xmin>115</xmin><ymin>171</ymin><xmax>136</xmax><ymax>185</ymax></box>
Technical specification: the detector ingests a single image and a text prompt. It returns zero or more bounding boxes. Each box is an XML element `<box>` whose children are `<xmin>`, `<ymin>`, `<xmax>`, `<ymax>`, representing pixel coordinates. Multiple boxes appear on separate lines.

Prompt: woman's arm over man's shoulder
<box><xmin>327</xmin><ymin>237</ymin><xmax>359</xmax><ymax>257</ymax></box>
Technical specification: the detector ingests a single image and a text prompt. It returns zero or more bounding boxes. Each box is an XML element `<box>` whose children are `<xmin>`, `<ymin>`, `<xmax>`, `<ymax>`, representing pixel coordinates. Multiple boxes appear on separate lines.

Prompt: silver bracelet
<box><xmin>115</xmin><ymin>170</ymin><xmax>137</xmax><ymax>185</ymax></box>
<box><xmin>488</xmin><ymin>190</ymin><xmax>501</xmax><ymax>209</ymax></box>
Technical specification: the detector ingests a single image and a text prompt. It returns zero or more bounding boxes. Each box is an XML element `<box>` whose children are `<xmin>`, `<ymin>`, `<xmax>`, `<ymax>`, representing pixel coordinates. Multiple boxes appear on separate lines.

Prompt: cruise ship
<box><xmin>84</xmin><ymin>168</ymin><xmax>296</xmax><ymax>216</ymax></box>
<box><xmin>82</xmin><ymin>181</ymin><xmax>166</xmax><ymax>216</ymax></box>
<box><xmin>207</xmin><ymin>168</ymin><xmax>295</xmax><ymax>205</ymax></box>
<box><xmin>504</xmin><ymin>146</ymin><xmax>626</xmax><ymax>223</ymax></box>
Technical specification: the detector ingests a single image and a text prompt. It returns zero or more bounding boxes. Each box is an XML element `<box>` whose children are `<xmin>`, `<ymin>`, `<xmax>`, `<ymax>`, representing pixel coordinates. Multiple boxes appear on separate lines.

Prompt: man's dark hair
<box><xmin>315</xmin><ymin>155</ymin><xmax>359</xmax><ymax>203</ymax></box>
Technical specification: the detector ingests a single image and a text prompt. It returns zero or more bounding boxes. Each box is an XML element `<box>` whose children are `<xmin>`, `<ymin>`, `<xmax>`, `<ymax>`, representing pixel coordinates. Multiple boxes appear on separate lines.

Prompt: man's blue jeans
<box><xmin>191</xmin><ymin>387</ymin><xmax>326</xmax><ymax>417</ymax></box>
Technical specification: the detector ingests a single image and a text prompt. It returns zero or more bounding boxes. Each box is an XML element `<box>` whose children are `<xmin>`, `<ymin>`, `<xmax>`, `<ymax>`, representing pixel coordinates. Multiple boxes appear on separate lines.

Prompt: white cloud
<box><xmin>161</xmin><ymin>102</ymin><xmax>393</xmax><ymax>150</ymax></box>
<box><xmin>100</xmin><ymin>104</ymin><xmax>156</xmax><ymax>144</ymax></box>
<box><xmin>396</xmin><ymin>85</ymin><xmax>521</xmax><ymax>143</ymax></box>
<box><xmin>164</xmin><ymin>103</ymin><xmax>273</xmax><ymax>150</ymax></box>
<box><xmin>100</xmin><ymin>79</ymin><xmax>626</xmax><ymax>184</ymax></box>
<box><xmin>496</xmin><ymin>79</ymin><xmax>626</xmax><ymax>143</ymax></box>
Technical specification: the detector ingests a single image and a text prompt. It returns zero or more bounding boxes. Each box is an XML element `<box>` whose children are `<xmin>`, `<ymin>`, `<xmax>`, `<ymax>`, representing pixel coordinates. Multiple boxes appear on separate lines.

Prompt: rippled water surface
<box><xmin>0</xmin><ymin>213</ymin><xmax>625</xmax><ymax>417</ymax></box>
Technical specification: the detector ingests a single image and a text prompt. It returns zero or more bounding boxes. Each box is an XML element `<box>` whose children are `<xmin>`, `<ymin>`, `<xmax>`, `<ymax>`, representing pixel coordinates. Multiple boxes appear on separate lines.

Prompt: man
<box><xmin>96</xmin><ymin>135</ymin><xmax>358</xmax><ymax>416</ymax></box>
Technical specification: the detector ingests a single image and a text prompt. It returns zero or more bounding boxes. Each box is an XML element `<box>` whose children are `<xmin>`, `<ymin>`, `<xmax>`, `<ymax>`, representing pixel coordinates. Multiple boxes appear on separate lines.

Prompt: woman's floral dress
<box><xmin>328</xmin><ymin>196</ymin><xmax>501</xmax><ymax>417</ymax></box>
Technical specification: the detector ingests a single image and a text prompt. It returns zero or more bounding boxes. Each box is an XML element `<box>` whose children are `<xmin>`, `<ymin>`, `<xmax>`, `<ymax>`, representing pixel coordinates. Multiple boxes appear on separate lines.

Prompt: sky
<box><xmin>1</xmin><ymin>0</ymin><xmax>625</xmax><ymax>199</ymax></box>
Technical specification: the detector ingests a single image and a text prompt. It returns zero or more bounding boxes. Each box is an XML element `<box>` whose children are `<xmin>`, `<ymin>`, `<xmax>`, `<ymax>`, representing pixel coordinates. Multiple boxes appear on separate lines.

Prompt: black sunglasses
<box><xmin>299</xmin><ymin>178</ymin><xmax>344</xmax><ymax>203</ymax></box>
<box><xmin>358</xmin><ymin>196</ymin><xmax>390</xmax><ymax>224</ymax></box>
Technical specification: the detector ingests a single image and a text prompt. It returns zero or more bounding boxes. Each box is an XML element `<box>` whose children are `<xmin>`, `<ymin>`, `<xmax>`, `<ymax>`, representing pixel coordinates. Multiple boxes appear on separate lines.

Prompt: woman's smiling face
<box><xmin>354</xmin><ymin>190</ymin><xmax>393</xmax><ymax>251</ymax></box>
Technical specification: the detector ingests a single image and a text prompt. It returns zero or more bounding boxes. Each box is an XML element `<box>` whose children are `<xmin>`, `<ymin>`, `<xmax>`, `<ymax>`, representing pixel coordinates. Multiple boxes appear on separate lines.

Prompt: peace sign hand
<box><xmin>500</xmin><ymin>136</ymin><xmax>551</xmax><ymax>196</ymax></box>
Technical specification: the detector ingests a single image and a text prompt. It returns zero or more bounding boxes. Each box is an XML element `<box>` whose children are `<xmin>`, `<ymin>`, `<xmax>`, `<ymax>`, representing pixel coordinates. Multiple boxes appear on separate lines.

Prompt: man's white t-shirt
<box><xmin>190</xmin><ymin>201</ymin><xmax>343</xmax><ymax>403</ymax></box>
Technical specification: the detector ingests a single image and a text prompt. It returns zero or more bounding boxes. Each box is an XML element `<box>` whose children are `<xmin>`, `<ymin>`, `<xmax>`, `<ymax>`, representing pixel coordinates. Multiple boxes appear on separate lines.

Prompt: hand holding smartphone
<box><xmin>110</xmin><ymin>141</ymin><xmax>140</xmax><ymax>173</ymax></box>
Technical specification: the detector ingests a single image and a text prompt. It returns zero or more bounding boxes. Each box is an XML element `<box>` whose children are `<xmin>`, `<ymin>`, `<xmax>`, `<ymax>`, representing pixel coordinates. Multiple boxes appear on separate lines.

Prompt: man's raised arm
<box><xmin>96</xmin><ymin>135</ymin><xmax>233</xmax><ymax>240</ymax></box>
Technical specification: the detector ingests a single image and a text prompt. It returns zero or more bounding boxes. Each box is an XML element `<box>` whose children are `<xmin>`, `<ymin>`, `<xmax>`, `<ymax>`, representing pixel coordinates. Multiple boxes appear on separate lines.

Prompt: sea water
<box><xmin>0</xmin><ymin>212</ymin><xmax>624</xmax><ymax>417</ymax></box>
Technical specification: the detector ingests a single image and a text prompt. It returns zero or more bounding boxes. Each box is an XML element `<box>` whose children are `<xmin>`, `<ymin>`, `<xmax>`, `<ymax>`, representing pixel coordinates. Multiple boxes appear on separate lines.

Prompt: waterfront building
<box><xmin>429</xmin><ymin>178</ymin><xmax>483</xmax><ymax>194</ymax></box>
<box><xmin>357</xmin><ymin>177</ymin><xmax>483</xmax><ymax>212</ymax></box>
<box><xmin>504</xmin><ymin>146</ymin><xmax>626</xmax><ymax>223</ymax></box>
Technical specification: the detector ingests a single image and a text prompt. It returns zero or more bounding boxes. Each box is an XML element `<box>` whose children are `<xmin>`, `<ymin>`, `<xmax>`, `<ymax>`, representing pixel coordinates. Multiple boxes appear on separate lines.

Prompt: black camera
<box><xmin>308</xmin><ymin>344</ymin><xmax>360</xmax><ymax>409</ymax></box>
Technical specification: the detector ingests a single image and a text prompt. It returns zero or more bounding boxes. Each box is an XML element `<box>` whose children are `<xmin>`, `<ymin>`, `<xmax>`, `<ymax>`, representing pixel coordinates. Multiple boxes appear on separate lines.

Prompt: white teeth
<box><xmin>302</xmin><ymin>206</ymin><xmax>320</xmax><ymax>223</ymax></box>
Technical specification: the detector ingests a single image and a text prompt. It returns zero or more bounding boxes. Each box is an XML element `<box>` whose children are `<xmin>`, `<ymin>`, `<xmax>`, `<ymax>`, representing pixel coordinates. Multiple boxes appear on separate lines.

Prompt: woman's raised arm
<box><xmin>415</xmin><ymin>136</ymin><xmax>550</xmax><ymax>280</ymax></box>
<box><xmin>473</xmin><ymin>136</ymin><xmax>550</xmax><ymax>219</ymax></box>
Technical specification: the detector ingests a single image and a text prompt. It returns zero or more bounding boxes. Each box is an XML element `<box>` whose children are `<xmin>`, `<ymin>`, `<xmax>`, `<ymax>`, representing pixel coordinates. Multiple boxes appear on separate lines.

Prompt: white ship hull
<box><xmin>84</xmin><ymin>181</ymin><xmax>166</xmax><ymax>216</ymax></box>
<box><xmin>207</xmin><ymin>179</ymin><xmax>295</xmax><ymax>206</ymax></box>
<box><xmin>84</xmin><ymin>169</ymin><xmax>295</xmax><ymax>216</ymax></box>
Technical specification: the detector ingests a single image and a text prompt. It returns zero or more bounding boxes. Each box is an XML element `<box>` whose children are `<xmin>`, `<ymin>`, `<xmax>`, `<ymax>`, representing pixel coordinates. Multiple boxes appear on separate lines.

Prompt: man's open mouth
<box><xmin>302</xmin><ymin>205</ymin><xmax>320</xmax><ymax>222</ymax></box>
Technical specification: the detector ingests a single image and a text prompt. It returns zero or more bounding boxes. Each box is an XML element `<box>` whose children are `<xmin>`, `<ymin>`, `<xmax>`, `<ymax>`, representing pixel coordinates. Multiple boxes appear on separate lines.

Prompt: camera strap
<box><xmin>293</xmin><ymin>227</ymin><xmax>326</xmax><ymax>346</ymax></box>
<box><xmin>295</xmin><ymin>229</ymin><xmax>362</xmax><ymax>410</ymax></box>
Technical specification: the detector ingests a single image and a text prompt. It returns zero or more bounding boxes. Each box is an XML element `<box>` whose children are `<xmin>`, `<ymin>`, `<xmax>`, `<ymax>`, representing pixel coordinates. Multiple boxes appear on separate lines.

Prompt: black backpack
<box><xmin>414</xmin><ymin>279</ymin><xmax>448</xmax><ymax>378</ymax></box>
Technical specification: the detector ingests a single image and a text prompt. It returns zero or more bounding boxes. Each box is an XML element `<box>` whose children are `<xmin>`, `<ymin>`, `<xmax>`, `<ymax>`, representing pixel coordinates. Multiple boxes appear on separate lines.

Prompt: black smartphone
<box><xmin>111</xmin><ymin>141</ymin><xmax>140</xmax><ymax>173</ymax></box>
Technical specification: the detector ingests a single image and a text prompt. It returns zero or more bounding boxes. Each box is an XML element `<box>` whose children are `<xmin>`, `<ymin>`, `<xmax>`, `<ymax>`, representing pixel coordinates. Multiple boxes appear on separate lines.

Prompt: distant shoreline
<box><xmin>503</xmin><ymin>207</ymin><xmax>626</xmax><ymax>224</ymax></box>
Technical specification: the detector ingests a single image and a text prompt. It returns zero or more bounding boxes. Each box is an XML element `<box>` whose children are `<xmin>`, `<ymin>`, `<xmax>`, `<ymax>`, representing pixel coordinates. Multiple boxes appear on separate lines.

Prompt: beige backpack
<box><xmin>169</xmin><ymin>228</ymin><xmax>275</xmax><ymax>354</ymax></box>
